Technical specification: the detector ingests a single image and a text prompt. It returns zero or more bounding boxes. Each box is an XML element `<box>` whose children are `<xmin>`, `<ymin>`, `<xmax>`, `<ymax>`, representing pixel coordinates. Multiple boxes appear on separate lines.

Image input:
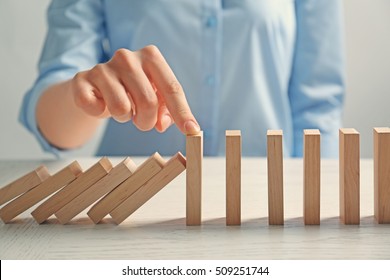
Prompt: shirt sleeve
<box><xmin>19</xmin><ymin>0</ymin><xmax>106</xmax><ymax>156</ymax></box>
<box><xmin>288</xmin><ymin>0</ymin><xmax>345</xmax><ymax>158</ymax></box>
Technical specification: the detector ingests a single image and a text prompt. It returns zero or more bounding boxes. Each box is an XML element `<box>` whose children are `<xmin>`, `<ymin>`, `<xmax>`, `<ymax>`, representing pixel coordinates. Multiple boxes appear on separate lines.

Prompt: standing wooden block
<box><xmin>267</xmin><ymin>130</ymin><xmax>284</xmax><ymax>225</ymax></box>
<box><xmin>339</xmin><ymin>128</ymin><xmax>360</xmax><ymax>225</ymax></box>
<box><xmin>110</xmin><ymin>152</ymin><xmax>186</xmax><ymax>224</ymax></box>
<box><xmin>303</xmin><ymin>129</ymin><xmax>321</xmax><ymax>225</ymax></box>
<box><xmin>31</xmin><ymin>158</ymin><xmax>112</xmax><ymax>224</ymax></box>
<box><xmin>0</xmin><ymin>162</ymin><xmax>81</xmax><ymax>223</ymax></box>
<box><xmin>374</xmin><ymin>127</ymin><xmax>390</xmax><ymax>224</ymax></box>
<box><xmin>87</xmin><ymin>153</ymin><xmax>165</xmax><ymax>224</ymax></box>
<box><xmin>186</xmin><ymin>131</ymin><xmax>203</xmax><ymax>226</ymax></box>
<box><xmin>226</xmin><ymin>130</ymin><xmax>241</xmax><ymax>226</ymax></box>
<box><xmin>55</xmin><ymin>158</ymin><xmax>137</xmax><ymax>224</ymax></box>
<box><xmin>0</xmin><ymin>165</ymin><xmax>50</xmax><ymax>206</ymax></box>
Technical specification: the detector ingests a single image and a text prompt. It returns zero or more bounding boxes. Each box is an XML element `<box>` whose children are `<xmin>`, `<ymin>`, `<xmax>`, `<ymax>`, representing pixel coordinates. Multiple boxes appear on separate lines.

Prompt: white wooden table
<box><xmin>0</xmin><ymin>157</ymin><xmax>389</xmax><ymax>260</ymax></box>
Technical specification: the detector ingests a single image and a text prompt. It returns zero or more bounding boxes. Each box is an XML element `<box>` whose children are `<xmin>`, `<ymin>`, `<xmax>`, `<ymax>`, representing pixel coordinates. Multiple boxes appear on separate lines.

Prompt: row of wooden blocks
<box><xmin>188</xmin><ymin>128</ymin><xmax>390</xmax><ymax>226</ymax></box>
<box><xmin>222</xmin><ymin>127</ymin><xmax>390</xmax><ymax>225</ymax></box>
<box><xmin>0</xmin><ymin>127</ymin><xmax>389</xmax><ymax>225</ymax></box>
<box><xmin>226</xmin><ymin>127</ymin><xmax>390</xmax><ymax>225</ymax></box>
<box><xmin>0</xmin><ymin>153</ymin><xmax>186</xmax><ymax>224</ymax></box>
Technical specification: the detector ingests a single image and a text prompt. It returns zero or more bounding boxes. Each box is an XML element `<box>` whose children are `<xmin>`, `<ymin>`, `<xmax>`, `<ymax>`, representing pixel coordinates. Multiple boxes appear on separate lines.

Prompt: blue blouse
<box><xmin>20</xmin><ymin>0</ymin><xmax>345</xmax><ymax>157</ymax></box>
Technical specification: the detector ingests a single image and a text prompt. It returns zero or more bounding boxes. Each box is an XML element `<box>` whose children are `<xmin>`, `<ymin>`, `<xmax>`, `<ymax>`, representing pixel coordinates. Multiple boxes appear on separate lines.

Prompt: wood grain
<box><xmin>0</xmin><ymin>158</ymin><xmax>389</xmax><ymax>260</ymax></box>
<box><xmin>110</xmin><ymin>153</ymin><xmax>186</xmax><ymax>224</ymax></box>
<box><xmin>55</xmin><ymin>158</ymin><xmax>137</xmax><ymax>224</ymax></box>
<box><xmin>0</xmin><ymin>165</ymin><xmax>50</xmax><ymax>206</ymax></box>
<box><xmin>0</xmin><ymin>162</ymin><xmax>81</xmax><ymax>223</ymax></box>
<box><xmin>226</xmin><ymin>130</ymin><xmax>241</xmax><ymax>225</ymax></box>
<box><xmin>31</xmin><ymin>158</ymin><xmax>112</xmax><ymax>224</ymax></box>
<box><xmin>303</xmin><ymin>129</ymin><xmax>321</xmax><ymax>225</ymax></box>
<box><xmin>87</xmin><ymin>153</ymin><xmax>165</xmax><ymax>224</ymax></box>
<box><xmin>339</xmin><ymin>128</ymin><xmax>360</xmax><ymax>225</ymax></box>
<box><xmin>186</xmin><ymin>131</ymin><xmax>203</xmax><ymax>226</ymax></box>
<box><xmin>374</xmin><ymin>127</ymin><xmax>390</xmax><ymax>224</ymax></box>
<box><xmin>267</xmin><ymin>130</ymin><xmax>284</xmax><ymax>225</ymax></box>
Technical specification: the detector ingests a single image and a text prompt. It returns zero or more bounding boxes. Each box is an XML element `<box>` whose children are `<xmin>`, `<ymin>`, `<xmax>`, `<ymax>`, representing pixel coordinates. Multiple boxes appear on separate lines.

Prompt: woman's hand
<box><xmin>71</xmin><ymin>45</ymin><xmax>200</xmax><ymax>134</ymax></box>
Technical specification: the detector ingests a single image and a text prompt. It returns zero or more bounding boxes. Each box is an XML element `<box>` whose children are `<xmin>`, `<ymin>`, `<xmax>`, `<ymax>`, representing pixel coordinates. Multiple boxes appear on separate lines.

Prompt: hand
<box><xmin>70</xmin><ymin>46</ymin><xmax>200</xmax><ymax>134</ymax></box>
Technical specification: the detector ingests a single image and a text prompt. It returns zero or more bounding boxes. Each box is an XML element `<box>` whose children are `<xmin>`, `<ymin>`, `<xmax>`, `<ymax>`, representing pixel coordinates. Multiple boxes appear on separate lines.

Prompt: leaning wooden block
<box><xmin>186</xmin><ymin>131</ymin><xmax>203</xmax><ymax>226</ymax></box>
<box><xmin>110</xmin><ymin>152</ymin><xmax>186</xmax><ymax>224</ymax></box>
<box><xmin>87</xmin><ymin>153</ymin><xmax>165</xmax><ymax>224</ymax></box>
<box><xmin>226</xmin><ymin>130</ymin><xmax>241</xmax><ymax>226</ymax></box>
<box><xmin>267</xmin><ymin>130</ymin><xmax>284</xmax><ymax>225</ymax></box>
<box><xmin>55</xmin><ymin>158</ymin><xmax>137</xmax><ymax>224</ymax></box>
<box><xmin>0</xmin><ymin>165</ymin><xmax>50</xmax><ymax>206</ymax></box>
<box><xmin>0</xmin><ymin>162</ymin><xmax>81</xmax><ymax>223</ymax></box>
<box><xmin>339</xmin><ymin>128</ymin><xmax>360</xmax><ymax>225</ymax></box>
<box><xmin>303</xmin><ymin>129</ymin><xmax>321</xmax><ymax>225</ymax></box>
<box><xmin>31</xmin><ymin>158</ymin><xmax>112</xmax><ymax>224</ymax></box>
<box><xmin>374</xmin><ymin>127</ymin><xmax>390</xmax><ymax>224</ymax></box>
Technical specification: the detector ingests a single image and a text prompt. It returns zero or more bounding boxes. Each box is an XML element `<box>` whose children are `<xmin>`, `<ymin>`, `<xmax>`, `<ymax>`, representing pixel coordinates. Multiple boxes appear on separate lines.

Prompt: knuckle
<box><xmin>174</xmin><ymin>106</ymin><xmax>191</xmax><ymax>119</ymax></box>
<box><xmin>110</xmin><ymin>102</ymin><xmax>130</xmax><ymax>117</ymax></box>
<box><xmin>71</xmin><ymin>73</ymin><xmax>85</xmax><ymax>91</ymax></box>
<box><xmin>72</xmin><ymin>72</ymin><xmax>93</xmax><ymax>109</ymax></box>
<box><xmin>137</xmin><ymin>93</ymin><xmax>158</xmax><ymax>113</ymax></box>
<box><xmin>89</xmin><ymin>64</ymin><xmax>107</xmax><ymax>80</ymax></box>
<box><xmin>73</xmin><ymin>91</ymin><xmax>91</xmax><ymax>109</ymax></box>
<box><xmin>113</xmin><ymin>48</ymin><xmax>132</xmax><ymax>61</ymax></box>
<box><xmin>73</xmin><ymin>72</ymin><xmax>84</xmax><ymax>83</ymax></box>
<box><xmin>141</xmin><ymin>45</ymin><xmax>162</xmax><ymax>62</ymax></box>
<box><xmin>112</xmin><ymin>48</ymin><xmax>138</xmax><ymax>72</ymax></box>
<box><xmin>165</xmin><ymin>80</ymin><xmax>183</xmax><ymax>96</ymax></box>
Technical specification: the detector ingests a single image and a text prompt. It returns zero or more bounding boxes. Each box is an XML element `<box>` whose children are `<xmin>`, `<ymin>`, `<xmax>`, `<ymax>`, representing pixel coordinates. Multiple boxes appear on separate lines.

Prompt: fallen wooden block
<box><xmin>87</xmin><ymin>153</ymin><xmax>165</xmax><ymax>224</ymax></box>
<box><xmin>303</xmin><ymin>129</ymin><xmax>321</xmax><ymax>225</ymax></box>
<box><xmin>186</xmin><ymin>132</ymin><xmax>203</xmax><ymax>226</ymax></box>
<box><xmin>0</xmin><ymin>162</ymin><xmax>81</xmax><ymax>223</ymax></box>
<box><xmin>0</xmin><ymin>165</ymin><xmax>50</xmax><ymax>206</ymax></box>
<box><xmin>55</xmin><ymin>157</ymin><xmax>137</xmax><ymax>224</ymax></box>
<box><xmin>226</xmin><ymin>130</ymin><xmax>241</xmax><ymax>226</ymax></box>
<box><xmin>31</xmin><ymin>158</ymin><xmax>112</xmax><ymax>224</ymax></box>
<box><xmin>110</xmin><ymin>152</ymin><xmax>186</xmax><ymax>224</ymax></box>
<box><xmin>339</xmin><ymin>128</ymin><xmax>360</xmax><ymax>225</ymax></box>
<box><xmin>267</xmin><ymin>130</ymin><xmax>284</xmax><ymax>225</ymax></box>
<box><xmin>374</xmin><ymin>127</ymin><xmax>390</xmax><ymax>224</ymax></box>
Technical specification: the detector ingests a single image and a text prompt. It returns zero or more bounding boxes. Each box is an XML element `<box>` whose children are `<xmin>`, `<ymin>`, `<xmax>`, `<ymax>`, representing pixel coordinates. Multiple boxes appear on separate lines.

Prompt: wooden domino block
<box><xmin>226</xmin><ymin>130</ymin><xmax>241</xmax><ymax>226</ymax></box>
<box><xmin>339</xmin><ymin>128</ymin><xmax>360</xmax><ymax>225</ymax></box>
<box><xmin>303</xmin><ymin>129</ymin><xmax>321</xmax><ymax>225</ymax></box>
<box><xmin>110</xmin><ymin>152</ymin><xmax>186</xmax><ymax>224</ymax></box>
<box><xmin>267</xmin><ymin>130</ymin><xmax>284</xmax><ymax>225</ymax></box>
<box><xmin>186</xmin><ymin>131</ymin><xmax>203</xmax><ymax>226</ymax></box>
<box><xmin>87</xmin><ymin>153</ymin><xmax>165</xmax><ymax>224</ymax></box>
<box><xmin>55</xmin><ymin>158</ymin><xmax>137</xmax><ymax>224</ymax></box>
<box><xmin>374</xmin><ymin>127</ymin><xmax>390</xmax><ymax>224</ymax></box>
<box><xmin>0</xmin><ymin>162</ymin><xmax>81</xmax><ymax>223</ymax></box>
<box><xmin>0</xmin><ymin>165</ymin><xmax>50</xmax><ymax>206</ymax></box>
<box><xmin>31</xmin><ymin>158</ymin><xmax>112</xmax><ymax>224</ymax></box>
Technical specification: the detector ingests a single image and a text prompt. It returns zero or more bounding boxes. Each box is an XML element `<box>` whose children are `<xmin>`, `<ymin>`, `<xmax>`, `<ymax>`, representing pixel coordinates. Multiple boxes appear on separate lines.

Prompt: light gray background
<box><xmin>0</xmin><ymin>0</ymin><xmax>389</xmax><ymax>159</ymax></box>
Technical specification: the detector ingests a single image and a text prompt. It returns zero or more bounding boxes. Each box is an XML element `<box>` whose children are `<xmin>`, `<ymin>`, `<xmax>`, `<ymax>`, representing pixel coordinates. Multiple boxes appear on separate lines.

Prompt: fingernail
<box><xmin>114</xmin><ymin>114</ymin><xmax>129</xmax><ymax>123</ymax></box>
<box><xmin>184</xmin><ymin>120</ymin><xmax>200</xmax><ymax>135</ymax></box>
<box><xmin>161</xmin><ymin>114</ymin><xmax>173</xmax><ymax>130</ymax></box>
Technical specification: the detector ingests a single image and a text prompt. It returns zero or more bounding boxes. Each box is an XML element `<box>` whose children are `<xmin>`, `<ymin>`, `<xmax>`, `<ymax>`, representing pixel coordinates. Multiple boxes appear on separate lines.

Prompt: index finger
<box><xmin>138</xmin><ymin>45</ymin><xmax>200</xmax><ymax>135</ymax></box>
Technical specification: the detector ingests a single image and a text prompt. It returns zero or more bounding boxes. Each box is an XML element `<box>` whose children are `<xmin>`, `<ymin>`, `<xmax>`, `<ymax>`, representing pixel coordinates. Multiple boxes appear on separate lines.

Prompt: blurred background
<box><xmin>0</xmin><ymin>0</ymin><xmax>389</xmax><ymax>159</ymax></box>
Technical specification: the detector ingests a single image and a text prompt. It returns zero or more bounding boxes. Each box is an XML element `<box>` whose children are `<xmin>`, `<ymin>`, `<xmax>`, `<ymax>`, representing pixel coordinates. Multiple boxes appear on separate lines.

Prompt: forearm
<box><xmin>36</xmin><ymin>80</ymin><xmax>102</xmax><ymax>149</ymax></box>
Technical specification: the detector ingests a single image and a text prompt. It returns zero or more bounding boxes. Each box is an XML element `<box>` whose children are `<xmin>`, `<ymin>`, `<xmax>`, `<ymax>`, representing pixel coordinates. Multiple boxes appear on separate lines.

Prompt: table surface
<box><xmin>0</xmin><ymin>157</ymin><xmax>389</xmax><ymax>260</ymax></box>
